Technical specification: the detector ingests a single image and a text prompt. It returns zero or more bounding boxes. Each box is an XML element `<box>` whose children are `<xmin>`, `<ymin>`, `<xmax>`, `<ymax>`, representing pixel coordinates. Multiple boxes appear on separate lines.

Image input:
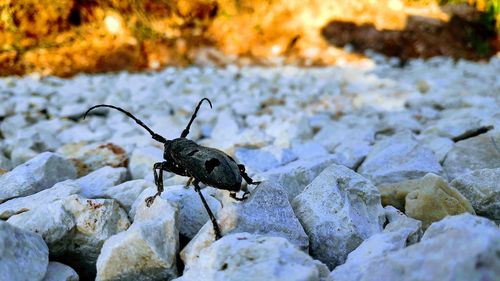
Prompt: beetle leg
<box><xmin>145</xmin><ymin>162</ymin><xmax>165</xmax><ymax>207</ymax></box>
<box><xmin>185</xmin><ymin>176</ymin><xmax>194</xmax><ymax>189</ymax></box>
<box><xmin>193</xmin><ymin>179</ymin><xmax>222</xmax><ymax>240</ymax></box>
<box><xmin>238</xmin><ymin>164</ymin><xmax>261</xmax><ymax>185</ymax></box>
<box><xmin>230</xmin><ymin>191</ymin><xmax>250</xmax><ymax>201</ymax></box>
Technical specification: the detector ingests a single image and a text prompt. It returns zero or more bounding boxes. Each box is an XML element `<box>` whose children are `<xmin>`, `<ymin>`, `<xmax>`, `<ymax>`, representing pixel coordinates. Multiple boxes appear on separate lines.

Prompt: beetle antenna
<box><xmin>180</xmin><ymin>98</ymin><xmax>212</xmax><ymax>138</ymax></box>
<box><xmin>84</xmin><ymin>104</ymin><xmax>168</xmax><ymax>144</ymax></box>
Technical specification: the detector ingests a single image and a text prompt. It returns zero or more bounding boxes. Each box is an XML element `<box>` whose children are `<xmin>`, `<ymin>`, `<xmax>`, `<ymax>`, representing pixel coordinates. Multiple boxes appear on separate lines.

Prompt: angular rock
<box><xmin>418</xmin><ymin>135</ymin><xmax>454</xmax><ymax>163</ymax></box>
<box><xmin>358</xmin><ymin>131</ymin><xmax>443</xmax><ymax>185</ymax></box>
<box><xmin>60</xmin><ymin>195</ymin><xmax>131</xmax><ymax>278</ymax></box>
<box><xmin>292</xmin><ymin>164</ymin><xmax>385</xmax><ymax>269</ymax></box>
<box><xmin>291</xmin><ymin>141</ymin><xmax>329</xmax><ymax>160</ymax></box>
<box><xmin>234</xmin><ymin>145</ymin><xmax>297</xmax><ymax>173</ymax></box>
<box><xmin>7</xmin><ymin>200</ymin><xmax>76</xmax><ymax>255</ymax></box>
<box><xmin>0</xmin><ymin>221</ymin><xmax>49</xmax><ymax>281</ymax></box>
<box><xmin>129</xmin><ymin>145</ymin><xmax>165</xmax><ymax>181</ymax></box>
<box><xmin>181</xmin><ymin>181</ymin><xmax>309</xmax><ymax>269</ymax></box>
<box><xmin>0</xmin><ymin>180</ymin><xmax>80</xmax><ymax>219</ymax></box>
<box><xmin>42</xmin><ymin>262</ymin><xmax>79</xmax><ymax>281</ymax></box>
<box><xmin>379</xmin><ymin>173</ymin><xmax>475</xmax><ymax>229</ymax></box>
<box><xmin>262</xmin><ymin>155</ymin><xmax>339</xmax><ymax>201</ymax></box>
<box><xmin>75</xmin><ymin>166</ymin><xmax>128</xmax><ymax>198</ymax></box>
<box><xmin>99</xmin><ymin>179</ymin><xmax>154</xmax><ymax>214</ymax></box>
<box><xmin>160</xmin><ymin>185</ymin><xmax>222</xmax><ymax>239</ymax></box>
<box><xmin>330</xmin><ymin>214</ymin><xmax>500</xmax><ymax>281</ymax></box>
<box><xmin>0</xmin><ymin>152</ymin><xmax>77</xmax><ymax>203</ymax></box>
<box><xmin>96</xmin><ymin>196</ymin><xmax>179</xmax><ymax>281</ymax></box>
<box><xmin>331</xmin><ymin>206</ymin><xmax>422</xmax><ymax>280</ymax></box>
<box><xmin>57</xmin><ymin>142</ymin><xmax>128</xmax><ymax>177</ymax></box>
<box><xmin>177</xmin><ymin>233</ymin><xmax>330</xmax><ymax>281</ymax></box>
<box><xmin>443</xmin><ymin>131</ymin><xmax>500</xmax><ymax>180</ymax></box>
<box><xmin>451</xmin><ymin>168</ymin><xmax>500</xmax><ymax>222</ymax></box>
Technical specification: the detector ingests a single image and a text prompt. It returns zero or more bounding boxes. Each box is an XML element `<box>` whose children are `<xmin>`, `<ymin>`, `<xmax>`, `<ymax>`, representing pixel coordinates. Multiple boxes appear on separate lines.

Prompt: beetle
<box><xmin>84</xmin><ymin>98</ymin><xmax>260</xmax><ymax>240</ymax></box>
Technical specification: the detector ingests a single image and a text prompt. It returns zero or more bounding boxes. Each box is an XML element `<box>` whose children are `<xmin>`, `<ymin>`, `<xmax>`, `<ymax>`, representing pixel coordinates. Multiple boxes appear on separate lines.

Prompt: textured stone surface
<box><xmin>292</xmin><ymin>164</ymin><xmax>385</xmax><ymax>269</ymax></box>
<box><xmin>75</xmin><ymin>166</ymin><xmax>128</xmax><ymax>198</ymax></box>
<box><xmin>330</xmin><ymin>214</ymin><xmax>500</xmax><ymax>281</ymax></box>
<box><xmin>0</xmin><ymin>152</ymin><xmax>77</xmax><ymax>203</ymax></box>
<box><xmin>96</xmin><ymin>196</ymin><xmax>179</xmax><ymax>281</ymax></box>
<box><xmin>358</xmin><ymin>131</ymin><xmax>443</xmax><ymax>185</ymax></box>
<box><xmin>181</xmin><ymin>181</ymin><xmax>309</xmax><ymax>269</ymax></box>
<box><xmin>177</xmin><ymin>233</ymin><xmax>329</xmax><ymax>281</ymax></box>
<box><xmin>451</xmin><ymin>168</ymin><xmax>500</xmax><ymax>222</ymax></box>
<box><xmin>443</xmin><ymin>131</ymin><xmax>500</xmax><ymax>180</ymax></box>
<box><xmin>0</xmin><ymin>180</ymin><xmax>80</xmax><ymax>219</ymax></box>
<box><xmin>42</xmin><ymin>262</ymin><xmax>79</xmax><ymax>281</ymax></box>
<box><xmin>0</xmin><ymin>221</ymin><xmax>49</xmax><ymax>281</ymax></box>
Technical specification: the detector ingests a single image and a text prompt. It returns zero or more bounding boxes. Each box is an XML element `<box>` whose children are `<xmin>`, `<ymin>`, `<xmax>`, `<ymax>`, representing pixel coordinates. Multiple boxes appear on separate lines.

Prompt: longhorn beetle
<box><xmin>84</xmin><ymin>98</ymin><xmax>260</xmax><ymax>240</ymax></box>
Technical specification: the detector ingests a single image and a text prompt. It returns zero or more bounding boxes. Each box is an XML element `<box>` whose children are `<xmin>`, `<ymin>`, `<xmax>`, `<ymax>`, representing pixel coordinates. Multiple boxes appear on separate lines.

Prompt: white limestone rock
<box><xmin>96</xmin><ymin>196</ymin><xmax>179</xmax><ymax>281</ymax></box>
<box><xmin>0</xmin><ymin>152</ymin><xmax>77</xmax><ymax>203</ymax></box>
<box><xmin>98</xmin><ymin>179</ymin><xmax>154</xmax><ymax>214</ymax></box>
<box><xmin>181</xmin><ymin>181</ymin><xmax>309</xmax><ymax>269</ymax></box>
<box><xmin>75</xmin><ymin>166</ymin><xmax>129</xmax><ymax>198</ymax></box>
<box><xmin>0</xmin><ymin>180</ymin><xmax>80</xmax><ymax>219</ymax></box>
<box><xmin>177</xmin><ymin>233</ymin><xmax>329</xmax><ymax>281</ymax></box>
<box><xmin>42</xmin><ymin>262</ymin><xmax>79</xmax><ymax>281</ymax></box>
<box><xmin>358</xmin><ymin>131</ymin><xmax>443</xmax><ymax>185</ymax></box>
<box><xmin>0</xmin><ymin>221</ymin><xmax>49</xmax><ymax>281</ymax></box>
<box><xmin>234</xmin><ymin>145</ymin><xmax>297</xmax><ymax>173</ymax></box>
<box><xmin>292</xmin><ymin>164</ymin><xmax>385</xmax><ymax>269</ymax></box>
<box><xmin>129</xmin><ymin>145</ymin><xmax>166</xmax><ymax>181</ymax></box>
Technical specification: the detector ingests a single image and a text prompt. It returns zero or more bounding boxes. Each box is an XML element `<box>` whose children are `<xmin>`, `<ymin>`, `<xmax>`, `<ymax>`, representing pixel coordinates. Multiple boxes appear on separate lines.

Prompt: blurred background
<box><xmin>0</xmin><ymin>0</ymin><xmax>498</xmax><ymax>77</ymax></box>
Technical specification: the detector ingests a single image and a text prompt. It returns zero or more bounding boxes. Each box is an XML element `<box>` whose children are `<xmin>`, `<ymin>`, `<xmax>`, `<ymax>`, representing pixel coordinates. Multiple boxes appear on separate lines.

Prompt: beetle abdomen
<box><xmin>170</xmin><ymin>138</ymin><xmax>242</xmax><ymax>191</ymax></box>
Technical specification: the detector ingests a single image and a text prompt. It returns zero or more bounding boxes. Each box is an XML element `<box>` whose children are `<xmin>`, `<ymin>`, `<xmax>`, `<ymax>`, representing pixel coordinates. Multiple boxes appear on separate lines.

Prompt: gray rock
<box><xmin>331</xmin><ymin>206</ymin><xmax>422</xmax><ymax>280</ymax></box>
<box><xmin>235</xmin><ymin>146</ymin><xmax>297</xmax><ymax>173</ymax></box>
<box><xmin>96</xmin><ymin>196</ymin><xmax>179</xmax><ymax>281</ymax></box>
<box><xmin>161</xmin><ymin>185</ymin><xmax>222</xmax><ymax>239</ymax></box>
<box><xmin>0</xmin><ymin>221</ymin><xmax>49</xmax><ymax>281</ymax></box>
<box><xmin>291</xmin><ymin>141</ymin><xmax>329</xmax><ymax>160</ymax></box>
<box><xmin>42</xmin><ymin>262</ymin><xmax>79</xmax><ymax>281</ymax></box>
<box><xmin>0</xmin><ymin>180</ymin><xmax>80</xmax><ymax>219</ymax></box>
<box><xmin>181</xmin><ymin>181</ymin><xmax>309</xmax><ymax>269</ymax></box>
<box><xmin>330</xmin><ymin>213</ymin><xmax>500</xmax><ymax>281</ymax></box>
<box><xmin>418</xmin><ymin>135</ymin><xmax>454</xmax><ymax>163</ymax></box>
<box><xmin>262</xmin><ymin>155</ymin><xmax>339</xmax><ymax>201</ymax></box>
<box><xmin>75</xmin><ymin>166</ymin><xmax>128</xmax><ymax>198</ymax></box>
<box><xmin>292</xmin><ymin>164</ymin><xmax>385</xmax><ymax>269</ymax></box>
<box><xmin>0</xmin><ymin>151</ymin><xmax>12</xmax><ymax>170</ymax></box>
<box><xmin>177</xmin><ymin>233</ymin><xmax>330</xmax><ymax>281</ymax></box>
<box><xmin>443</xmin><ymin>131</ymin><xmax>500</xmax><ymax>180</ymax></box>
<box><xmin>7</xmin><ymin>200</ymin><xmax>76</xmax><ymax>255</ymax></box>
<box><xmin>358</xmin><ymin>131</ymin><xmax>443</xmax><ymax>185</ymax></box>
<box><xmin>99</xmin><ymin>179</ymin><xmax>154</xmax><ymax>214</ymax></box>
<box><xmin>0</xmin><ymin>152</ymin><xmax>77</xmax><ymax>203</ymax></box>
<box><xmin>61</xmin><ymin>195</ymin><xmax>131</xmax><ymax>278</ymax></box>
<box><xmin>451</xmin><ymin>168</ymin><xmax>500</xmax><ymax>222</ymax></box>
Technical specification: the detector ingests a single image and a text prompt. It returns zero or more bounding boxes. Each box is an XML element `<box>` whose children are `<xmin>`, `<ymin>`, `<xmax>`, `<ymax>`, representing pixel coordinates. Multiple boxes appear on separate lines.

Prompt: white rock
<box><xmin>0</xmin><ymin>152</ymin><xmax>77</xmax><ymax>203</ymax></box>
<box><xmin>181</xmin><ymin>181</ymin><xmax>309</xmax><ymax>269</ymax></box>
<box><xmin>7</xmin><ymin>200</ymin><xmax>76</xmax><ymax>255</ymax></box>
<box><xmin>0</xmin><ymin>221</ymin><xmax>49</xmax><ymax>281</ymax></box>
<box><xmin>451</xmin><ymin>168</ymin><xmax>500</xmax><ymax>222</ymax></box>
<box><xmin>330</xmin><ymin>213</ymin><xmax>500</xmax><ymax>281</ymax></box>
<box><xmin>0</xmin><ymin>180</ymin><xmax>80</xmax><ymax>219</ymax></box>
<box><xmin>61</xmin><ymin>195</ymin><xmax>131</xmax><ymax>278</ymax></box>
<box><xmin>161</xmin><ymin>185</ymin><xmax>222</xmax><ymax>239</ymax></box>
<box><xmin>75</xmin><ymin>166</ymin><xmax>128</xmax><ymax>198</ymax></box>
<box><xmin>9</xmin><ymin>146</ymin><xmax>39</xmax><ymax>167</ymax></box>
<box><xmin>443</xmin><ymin>131</ymin><xmax>500</xmax><ymax>180</ymax></box>
<box><xmin>418</xmin><ymin>135</ymin><xmax>454</xmax><ymax>163</ymax></box>
<box><xmin>331</xmin><ymin>206</ymin><xmax>422</xmax><ymax>280</ymax></box>
<box><xmin>42</xmin><ymin>262</ymin><xmax>79</xmax><ymax>281</ymax></box>
<box><xmin>234</xmin><ymin>146</ymin><xmax>297</xmax><ymax>173</ymax></box>
<box><xmin>98</xmin><ymin>179</ymin><xmax>154</xmax><ymax>214</ymax></box>
<box><xmin>177</xmin><ymin>233</ymin><xmax>330</xmax><ymax>281</ymax></box>
<box><xmin>0</xmin><ymin>150</ymin><xmax>12</xmax><ymax>170</ymax></box>
<box><xmin>358</xmin><ymin>131</ymin><xmax>443</xmax><ymax>185</ymax></box>
<box><xmin>96</xmin><ymin>196</ymin><xmax>179</xmax><ymax>281</ymax></box>
<box><xmin>129</xmin><ymin>145</ymin><xmax>165</xmax><ymax>181</ymax></box>
<box><xmin>291</xmin><ymin>141</ymin><xmax>329</xmax><ymax>160</ymax></box>
<box><xmin>292</xmin><ymin>164</ymin><xmax>385</xmax><ymax>269</ymax></box>
<box><xmin>262</xmin><ymin>155</ymin><xmax>340</xmax><ymax>201</ymax></box>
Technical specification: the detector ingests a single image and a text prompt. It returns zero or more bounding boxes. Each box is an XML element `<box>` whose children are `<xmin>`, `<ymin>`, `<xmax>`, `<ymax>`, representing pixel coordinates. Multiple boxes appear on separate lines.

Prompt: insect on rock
<box><xmin>84</xmin><ymin>98</ymin><xmax>260</xmax><ymax>240</ymax></box>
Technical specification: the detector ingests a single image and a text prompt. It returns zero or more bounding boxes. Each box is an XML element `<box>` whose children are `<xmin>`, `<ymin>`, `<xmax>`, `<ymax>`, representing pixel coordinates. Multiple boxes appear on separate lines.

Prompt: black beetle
<box><xmin>84</xmin><ymin>98</ymin><xmax>260</xmax><ymax>240</ymax></box>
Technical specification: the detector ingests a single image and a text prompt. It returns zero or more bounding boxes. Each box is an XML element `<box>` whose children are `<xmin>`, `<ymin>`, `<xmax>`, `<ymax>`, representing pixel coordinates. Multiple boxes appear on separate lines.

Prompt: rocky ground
<box><xmin>0</xmin><ymin>55</ymin><xmax>499</xmax><ymax>281</ymax></box>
